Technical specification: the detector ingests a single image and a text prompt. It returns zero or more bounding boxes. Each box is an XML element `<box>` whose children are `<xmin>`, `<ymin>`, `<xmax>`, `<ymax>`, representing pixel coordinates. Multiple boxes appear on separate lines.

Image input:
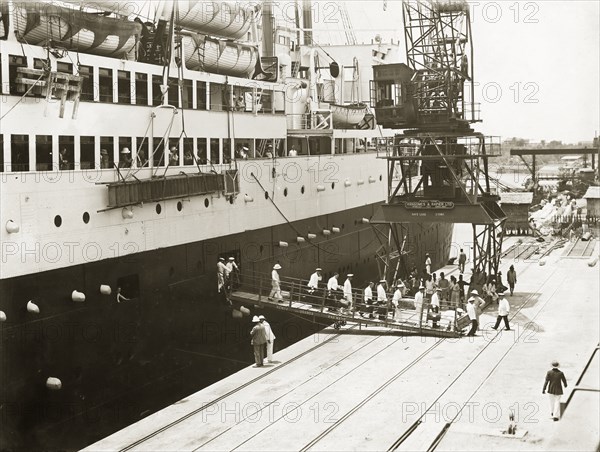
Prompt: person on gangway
<box><xmin>307</xmin><ymin>268</ymin><xmax>323</xmax><ymax>297</ymax></box>
<box><xmin>326</xmin><ymin>272</ymin><xmax>342</xmax><ymax>311</ymax></box>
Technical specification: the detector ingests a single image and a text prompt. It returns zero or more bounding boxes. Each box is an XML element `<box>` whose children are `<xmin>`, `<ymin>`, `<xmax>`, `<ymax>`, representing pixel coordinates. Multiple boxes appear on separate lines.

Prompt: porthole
<box><xmin>259</xmin><ymin>245</ymin><xmax>264</xmax><ymax>253</ymax></box>
<box><xmin>229</xmin><ymin>196</ymin><xmax>234</xmax><ymax>205</ymax></box>
<box><xmin>342</xmin><ymin>224</ymin><xmax>345</xmax><ymax>230</ymax></box>
<box><xmin>264</xmin><ymin>191</ymin><xmax>269</xmax><ymax>200</ymax></box>
<box><xmin>156</xmin><ymin>204</ymin><xmax>162</xmax><ymax>214</ymax></box>
<box><xmin>82</xmin><ymin>212</ymin><xmax>90</xmax><ymax>224</ymax></box>
<box><xmin>54</xmin><ymin>215</ymin><xmax>62</xmax><ymax>227</ymax></box>
<box><xmin>301</xmin><ymin>185</ymin><xmax>305</xmax><ymax>194</ymax></box>
<box><xmin>379</xmin><ymin>174</ymin><xmax>383</xmax><ymax>181</ymax></box>
<box><xmin>177</xmin><ymin>201</ymin><xmax>183</xmax><ymax>212</ymax></box>
<box><xmin>331</xmin><ymin>182</ymin><xmax>335</xmax><ymax>190</ymax></box>
<box><xmin>284</xmin><ymin>188</ymin><xmax>288</xmax><ymax>197</ymax></box>
<box><xmin>204</xmin><ymin>198</ymin><xmax>210</xmax><ymax>208</ymax></box>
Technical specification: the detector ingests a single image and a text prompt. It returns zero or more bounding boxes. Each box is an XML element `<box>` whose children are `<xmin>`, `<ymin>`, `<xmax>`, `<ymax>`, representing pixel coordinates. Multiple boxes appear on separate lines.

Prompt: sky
<box><xmin>311</xmin><ymin>0</ymin><xmax>600</xmax><ymax>144</ymax></box>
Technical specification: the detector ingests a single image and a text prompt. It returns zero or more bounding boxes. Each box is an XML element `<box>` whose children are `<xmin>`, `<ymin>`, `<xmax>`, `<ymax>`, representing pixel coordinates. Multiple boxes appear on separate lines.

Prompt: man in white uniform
<box><xmin>259</xmin><ymin>315</ymin><xmax>276</xmax><ymax>363</ymax></box>
<box><xmin>363</xmin><ymin>282</ymin><xmax>374</xmax><ymax>317</ymax></box>
<box><xmin>492</xmin><ymin>291</ymin><xmax>511</xmax><ymax>330</ymax></box>
<box><xmin>269</xmin><ymin>264</ymin><xmax>282</xmax><ymax>301</ymax></box>
<box><xmin>391</xmin><ymin>283</ymin><xmax>404</xmax><ymax>320</ymax></box>
<box><xmin>376</xmin><ymin>280</ymin><xmax>388</xmax><ymax>318</ymax></box>
<box><xmin>307</xmin><ymin>268</ymin><xmax>322</xmax><ymax>294</ymax></box>
<box><xmin>466</xmin><ymin>297</ymin><xmax>478</xmax><ymax>336</ymax></box>
<box><xmin>414</xmin><ymin>284</ymin><xmax>425</xmax><ymax>326</ymax></box>
<box><xmin>217</xmin><ymin>257</ymin><xmax>228</xmax><ymax>293</ymax></box>
<box><xmin>327</xmin><ymin>272</ymin><xmax>341</xmax><ymax>310</ymax></box>
<box><xmin>430</xmin><ymin>287</ymin><xmax>441</xmax><ymax>327</ymax></box>
<box><xmin>343</xmin><ymin>274</ymin><xmax>353</xmax><ymax>311</ymax></box>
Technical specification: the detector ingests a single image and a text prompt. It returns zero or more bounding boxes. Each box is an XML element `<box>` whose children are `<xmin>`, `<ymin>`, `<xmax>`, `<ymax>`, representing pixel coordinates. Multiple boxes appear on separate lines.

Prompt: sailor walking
<box><xmin>217</xmin><ymin>257</ymin><xmax>228</xmax><ymax>293</ymax></box>
<box><xmin>307</xmin><ymin>268</ymin><xmax>322</xmax><ymax>294</ymax></box>
<box><xmin>414</xmin><ymin>284</ymin><xmax>425</xmax><ymax>325</ymax></box>
<box><xmin>493</xmin><ymin>291</ymin><xmax>511</xmax><ymax>330</ymax></box>
<box><xmin>343</xmin><ymin>274</ymin><xmax>353</xmax><ymax>311</ymax></box>
<box><xmin>391</xmin><ymin>283</ymin><xmax>404</xmax><ymax>320</ymax></box>
<box><xmin>466</xmin><ymin>297</ymin><xmax>478</xmax><ymax>336</ymax></box>
<box><xmin>269</xmin><ymin>264</ymin><xmax>283</xmax><ymax>301</ymax></box>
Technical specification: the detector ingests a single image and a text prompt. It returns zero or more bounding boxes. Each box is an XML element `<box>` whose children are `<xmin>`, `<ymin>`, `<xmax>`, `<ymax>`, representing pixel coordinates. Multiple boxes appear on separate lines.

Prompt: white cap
<box><xmin>470</xmin><ymin>289</ymin><xmax>479</xmax><ymax>295</ymax></box>
<box><xmin>258</xmin><ymin>315</ymin><xmax>265</xmax><ymax>320</ymax></box>
<box><xmin>252</xmin><ymin>316</ymin><xmax>260</xmax><ymax>322</ymax></box>
<box><xmin>121</xmin><ymin>148</ymin><xmax>131</xmax><ymax>154</ymax></box>
<box><xmin>229</xmin><ymin>257</ymin><xmax>235</xmax><ymax>261</ymax></box>
<box><xmin>273</xmin><ymin>264</ymin><xmax>282</xmax><ymax>270</ymax></box>
<box><xmin>315</xmin><ymin>267</ymin><xmax>322</xmax><ymax>271</ymax></box>
<box><xmin>347</xmin><ymin>274</ymin><xmax>354</xmax><ymax>277</ymax></box>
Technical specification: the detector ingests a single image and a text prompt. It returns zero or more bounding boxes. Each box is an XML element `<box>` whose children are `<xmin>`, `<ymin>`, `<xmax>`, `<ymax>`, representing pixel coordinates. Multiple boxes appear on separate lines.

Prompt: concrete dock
<box><xmin>85</xmin><ymin>239</ymin><xmax>599</xmax><ymax>452</ymax></box>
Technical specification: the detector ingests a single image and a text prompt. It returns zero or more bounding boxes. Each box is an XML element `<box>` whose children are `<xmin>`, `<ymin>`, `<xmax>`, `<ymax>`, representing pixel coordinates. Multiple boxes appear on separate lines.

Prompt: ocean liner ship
<box><xmin>0</xmin><ymin>1</ymin><xmax>454</xmax><ymax>448</ymax></box>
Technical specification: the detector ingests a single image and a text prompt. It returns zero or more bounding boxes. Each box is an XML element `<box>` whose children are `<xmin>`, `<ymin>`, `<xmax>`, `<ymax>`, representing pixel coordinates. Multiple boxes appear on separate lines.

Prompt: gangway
<box><xmin>226</xmin><ymin>272</ymin><xmax>466</xmax><ymax>338</ymax></box>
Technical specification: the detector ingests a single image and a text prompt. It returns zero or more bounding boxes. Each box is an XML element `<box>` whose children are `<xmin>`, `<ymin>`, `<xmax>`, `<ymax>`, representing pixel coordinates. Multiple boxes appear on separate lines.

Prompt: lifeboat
<box><xmin>13</xmin><ymin>3</ymin><xmax>141</xmax><ymax>57</ymax></box>
<box><xmin>182</xmin><ymin>34</ymin><xmax>257</xmax><ymax>77</ymax></box>
<box><xmin>174</xmin><ymin>1</ymin><xmax>260</xmax><ymax>40</ymax></box>
<box><xmin>330</xmin><ymin>103</ymin><xmax>369</xmax><ymax>128</ymax></box>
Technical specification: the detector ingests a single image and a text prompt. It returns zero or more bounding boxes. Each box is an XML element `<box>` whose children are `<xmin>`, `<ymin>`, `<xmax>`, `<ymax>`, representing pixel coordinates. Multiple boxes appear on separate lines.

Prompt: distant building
<box><xmin>583</xmin><ymin>186</ymin><xmax>600</xmax><ymax>217</ymax></box>
<box><xmin>500</xmin><ymin>191</ymin><xmax>534</xmax><ymax>233</ymax></box>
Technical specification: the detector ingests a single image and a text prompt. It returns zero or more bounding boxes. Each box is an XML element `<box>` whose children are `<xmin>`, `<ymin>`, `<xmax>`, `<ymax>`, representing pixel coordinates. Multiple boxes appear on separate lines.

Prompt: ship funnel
<box><xmin>368</xmin><ymin>176</ymin><xmax>376</xmax><ymax>183</ymax></box>
<box><xmin>322</xmin><ymin>229</ymin><xmax>331</xmax><ymax>236</ymax></box>
<box><xmin>307</xmin><ymin>233</ymin><xmax>317</xmax><ymax>239</ymax></box>
<box><xmin>100</xmin><ymin>285</ymin><xmax>112</xmax><ymax>295</ymax></box>
<box><xmin>71</xmin><ymin>290</ymin><xmax>86</xmax><ymax>302</ymax></box>
<box><xmin>357</xmin><ymin>179</ymin><xmax>365</xmax><ymax>185</ymax></box>
<box><xmin>296</xmin><ymin>236</ymin><xmax>305</xmax><ymax>243</ymax></box>
<box><xmin>361</xmin><ymin>218</ymin><xmax>370</xmax><ymax>224</ymax></box>
<box><xmin>344</xmin><ymin>180</ymin><xmax>352</xmax><ymax>187</ymax></box>
<box><xmin>46</xmin><ymin>377</ymin><xmax>62</xmax><ymax>390</ymax></box>
<box><xmin>331</xmin><ymin>227</ymin><xmax>341</xmax><ymax>233</ymax></box>
<box><xmin>278</xmin><ymin>241</ymin><xmax>289</xmax><ymax>247</ymax></box>
<box><xmin>316</xmin><ymin>185</ymin><xmax>325</xmax><ymax>192</ymax></box>
<box><xmin>27</xmin><ymin>301</ymin><xmax>40</xmax><ymax>314</ymax></box>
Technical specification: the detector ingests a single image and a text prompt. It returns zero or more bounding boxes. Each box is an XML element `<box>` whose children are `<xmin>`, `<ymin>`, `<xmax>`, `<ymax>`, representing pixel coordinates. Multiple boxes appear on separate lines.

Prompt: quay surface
<box><xmin>85</xmin><ymin>239</ymin><xmax>599</xmax><ymax>451</ymax></box>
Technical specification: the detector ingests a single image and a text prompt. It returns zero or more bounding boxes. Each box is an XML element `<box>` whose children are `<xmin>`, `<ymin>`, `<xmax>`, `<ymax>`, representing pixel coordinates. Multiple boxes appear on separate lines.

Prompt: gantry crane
<box><xmin>369</xmin><ymin>0</ymin><xmax>506</xmax><ymax>284</ymax></box>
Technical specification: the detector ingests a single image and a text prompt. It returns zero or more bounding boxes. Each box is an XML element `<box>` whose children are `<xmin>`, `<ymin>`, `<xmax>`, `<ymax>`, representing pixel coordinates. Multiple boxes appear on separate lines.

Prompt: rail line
<box><xmin>117</xmin><ymin>325</ymin><xmax>357</xmax><ymax>452</ymax></box>
<box><xmin>386</xmin><ymin>261</ymin><xmax>565</xmax><ymax>451</ymax></box>
<box><xmin>115</xmin><ymin>243</ymin><xmax>570</xmax><ymax>451</ymax></box>
<box><xmin>566</xmin><ymin>238</ymin><xmax>597</xmax><ymax>258</ymax></box>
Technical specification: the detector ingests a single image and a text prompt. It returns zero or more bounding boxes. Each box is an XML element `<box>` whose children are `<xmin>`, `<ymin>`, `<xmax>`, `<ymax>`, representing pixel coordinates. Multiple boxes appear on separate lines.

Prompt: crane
<box><xmin>370</xmin><ymin>0</ymin><xmax>506</xmax><ymax>284</ymax></box>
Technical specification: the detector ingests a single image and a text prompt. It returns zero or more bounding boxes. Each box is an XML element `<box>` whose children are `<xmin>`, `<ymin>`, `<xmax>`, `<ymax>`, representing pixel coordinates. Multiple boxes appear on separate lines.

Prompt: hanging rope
<box><xmin>250</xmin><ymin>173</ymin><xmax>348</xmax><ymax>257</ymax></box>
<box><xmin>0</xmin><ymin>72</ymin><xmax>46</xmax><ymax>121</ymax></box>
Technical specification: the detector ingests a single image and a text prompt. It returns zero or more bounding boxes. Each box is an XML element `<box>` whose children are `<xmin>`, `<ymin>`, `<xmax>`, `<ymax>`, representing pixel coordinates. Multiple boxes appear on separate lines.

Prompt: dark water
<box><xmin>11</xmin><ymin>300</ymin><xmax>327</xmax><ymax>451</ymax></box>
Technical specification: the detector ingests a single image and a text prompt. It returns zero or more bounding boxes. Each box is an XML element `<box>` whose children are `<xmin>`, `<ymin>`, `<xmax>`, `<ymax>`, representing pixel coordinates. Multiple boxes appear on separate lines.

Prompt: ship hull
<box><xmin>0</xmin><ymin>202</ymin><xmax>453</xmax><ymax>450</ymax></box>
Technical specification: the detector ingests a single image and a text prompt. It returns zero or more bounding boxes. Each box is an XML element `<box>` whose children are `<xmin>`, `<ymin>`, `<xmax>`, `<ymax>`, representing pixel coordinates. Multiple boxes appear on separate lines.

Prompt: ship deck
<box><xmin>84</xmin><ymin>239</ymin><xmax>599</xmax><ymax>452</ymax></box>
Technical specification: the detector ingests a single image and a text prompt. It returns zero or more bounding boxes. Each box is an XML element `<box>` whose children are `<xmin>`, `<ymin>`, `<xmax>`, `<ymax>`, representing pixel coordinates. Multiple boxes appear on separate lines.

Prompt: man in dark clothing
<box><xmin>543</xmin><ymin>361</ymin><xmax>567</xmax><ymax>421</ymax></box>
<box><xmin>250</xmin><ymin>316</ymin><xmax>268</xmax><ymax>367</ymax></box>
<box><xmin>458</xmin><ymin>249</ymin><xmax>467</xmax><ymax>274</ymax></box>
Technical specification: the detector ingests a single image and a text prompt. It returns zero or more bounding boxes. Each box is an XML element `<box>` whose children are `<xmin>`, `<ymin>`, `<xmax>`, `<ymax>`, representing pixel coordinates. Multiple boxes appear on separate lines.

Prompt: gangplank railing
<box><xmin>228</xmin><ymin>271</ymin><xmax>467</xmax><ymax>333</ymax></box>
